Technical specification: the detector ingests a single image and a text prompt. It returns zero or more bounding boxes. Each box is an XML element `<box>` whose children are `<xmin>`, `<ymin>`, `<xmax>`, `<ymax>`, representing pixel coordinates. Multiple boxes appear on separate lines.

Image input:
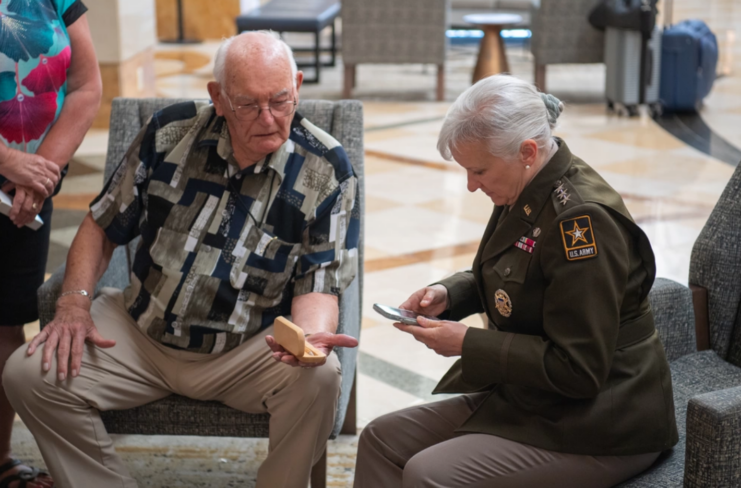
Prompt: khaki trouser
<box><xmin>354</xmin><ymin>394</ymin><xmax>661</xmax><ymax>488</ymax></box>
<box><xmin>3</xmin><ymin>288</ymin><xmax>341</xmax><ymax>488</ymax></box>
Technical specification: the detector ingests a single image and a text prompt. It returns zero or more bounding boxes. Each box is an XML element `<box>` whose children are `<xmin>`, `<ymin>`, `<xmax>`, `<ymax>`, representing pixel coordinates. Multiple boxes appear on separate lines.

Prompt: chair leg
<box><xmin>310</xmin><ymin>448</ymin><xmax>327</xmax><ymax>488</ymax></box>
<box><xmin>341</xmin><ymin>373</ymin><xmax>357</xmax><ymax>435</ymax></box>
<box><xmin>343</xmin><ymin>64</ymin><xmax>355</xmax><ymax>99</ymax></box>
<box><xmin>535</xmin><ymin>63</ymin><xmax>546</xmax><ymax>92</ymax></box>
<box><xmin>436</xmin><ymin>64</ymin><xmax>445</xmax><ymax>102</ymax></box>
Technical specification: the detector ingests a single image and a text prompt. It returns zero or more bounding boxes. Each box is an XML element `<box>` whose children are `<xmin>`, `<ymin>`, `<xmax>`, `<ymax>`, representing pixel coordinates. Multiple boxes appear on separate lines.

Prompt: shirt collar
<box><xmin>195</xmin><ymin>105</ymin><xmax>289</xmax><ymax>183</ymax></box>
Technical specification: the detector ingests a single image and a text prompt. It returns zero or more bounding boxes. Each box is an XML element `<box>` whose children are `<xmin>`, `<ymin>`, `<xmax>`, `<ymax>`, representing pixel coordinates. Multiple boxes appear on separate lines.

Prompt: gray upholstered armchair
<box><xmin>618</xmin><ymin>162</ymin><xmax>741</xmax><ymax>487</ymax></box>
<box><xmin>37</xmin><ymin>98</ymin><xmax>365</xmax><ymax>488</ymax></box>
<box><xmin>530</xmin><ymin>0</ymin><xmax>604</xmax><ymax>92</ymax></box>
<box><xmin>341</xmin><ymin>0</ymin><xmax>449</xmax><ymax>101</ymax></box>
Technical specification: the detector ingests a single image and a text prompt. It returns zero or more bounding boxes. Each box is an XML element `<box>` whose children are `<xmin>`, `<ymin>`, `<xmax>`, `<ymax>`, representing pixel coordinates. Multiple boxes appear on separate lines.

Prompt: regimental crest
<box><xmin>494</xmin><ymin>289</ymin><xmax>512</xmax><ymax>317</ymax></box>
<box><xmin>559</xmin><ymin>215</ymin><xmax>598</xmax><ymax>261</ymax></box>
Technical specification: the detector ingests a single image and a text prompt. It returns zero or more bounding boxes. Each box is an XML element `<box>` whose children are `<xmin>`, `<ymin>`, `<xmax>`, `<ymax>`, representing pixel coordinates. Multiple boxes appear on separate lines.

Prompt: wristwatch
<box><xmin>58</xmin><ymin>289</ymin><xmax>93</xmax><ymax>301</ymax></box>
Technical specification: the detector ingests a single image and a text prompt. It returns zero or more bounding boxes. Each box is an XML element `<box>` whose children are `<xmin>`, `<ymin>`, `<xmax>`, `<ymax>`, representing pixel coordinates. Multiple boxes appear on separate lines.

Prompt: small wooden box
<box><xmin>273</xmin><ymin>316</ymin><xmax>326</xmax><ymax>364</ymax></box>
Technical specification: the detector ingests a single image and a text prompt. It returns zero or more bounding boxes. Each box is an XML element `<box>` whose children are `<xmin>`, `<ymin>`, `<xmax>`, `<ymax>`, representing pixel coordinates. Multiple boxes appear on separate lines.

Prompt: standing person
<box><xmin>0</xmin><ymin>0</ymin><xmax>101</xmax><ymax>486</ymax></box>
<box><xmin>354</xmin><ymin>75</ymin><xmax>678</xmax><ymax>488</ymax></box>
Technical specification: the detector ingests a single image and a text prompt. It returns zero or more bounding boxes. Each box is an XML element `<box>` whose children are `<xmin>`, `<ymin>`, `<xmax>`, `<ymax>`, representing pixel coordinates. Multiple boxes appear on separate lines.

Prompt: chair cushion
<box><xmin>101</xmin><ymin>395</ymin><xmax>271</xmax><ymax>438</ymax></box>
<box><xmin>618</xmin><ymin>350</ymin><xmax>741</xmax><ymax>487</ymax></box>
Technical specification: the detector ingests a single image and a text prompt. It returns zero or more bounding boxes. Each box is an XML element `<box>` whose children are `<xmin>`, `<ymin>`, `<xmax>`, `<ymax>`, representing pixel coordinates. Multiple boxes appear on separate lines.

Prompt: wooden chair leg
<box><xmin>310</xmin><ymin>448</ymin><xmax>327</xmax><ymax>488</ymax></box>
<box><xmin>535</xmin><ymin>63</ymin><xmax>546</xmax><ymax>92</ymax></box>
<box><xmin>352</xmin><ymin>64</ymin><xmax>357</xmax><ymax>88</ymax></box>
<box><xmin>690</xmin><ymin>284</ymin><xmax>710</xmax><ymax>351</ymax></box>
<box><xmin>341</xmin><ymin>373</ymin><xmax>357</xmax><ymax>435</ymax></box>
<box><xmin>343</xmin><ymin>64</ymin><xmax>355</xmax><ymax>99</ymax></box>
<box><xmin>436</xmin><ymin>64</ymin><xmax>445</xmax><ymax>101</ymax></box>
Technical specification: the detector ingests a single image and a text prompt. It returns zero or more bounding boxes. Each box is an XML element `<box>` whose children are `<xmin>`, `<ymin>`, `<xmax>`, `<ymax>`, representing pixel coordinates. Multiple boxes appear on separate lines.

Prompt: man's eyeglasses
<box><xmin>223</xmin><ymin>92</ymin><xmax>297</xmax><ymax>122</ymax></box>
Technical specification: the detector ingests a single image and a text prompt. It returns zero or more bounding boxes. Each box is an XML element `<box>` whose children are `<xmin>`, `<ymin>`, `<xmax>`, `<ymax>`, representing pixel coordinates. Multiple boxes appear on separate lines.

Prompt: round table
<box><xmin>464</xmin><ymin>13</ymin><xmax>523</xmax><ymax>83</ymax></box>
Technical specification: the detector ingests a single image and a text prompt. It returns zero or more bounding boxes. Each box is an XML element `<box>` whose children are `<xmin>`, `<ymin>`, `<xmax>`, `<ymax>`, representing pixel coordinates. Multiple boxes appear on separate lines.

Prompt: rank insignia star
<box><xmin>559</xmin><ymin>215</ymin><xmax>598</xmax><ymax>261</ymax></box>
<box><xmin>553</xmin><ymin>183</ymin><xmax>571</xmax><ymax>206</ymax></box>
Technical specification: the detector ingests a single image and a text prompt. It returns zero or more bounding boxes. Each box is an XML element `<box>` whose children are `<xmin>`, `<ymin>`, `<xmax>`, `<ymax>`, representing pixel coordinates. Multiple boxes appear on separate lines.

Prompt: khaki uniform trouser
<box><xmin>354</xmin><ymin>394</ymin><xmax>661</xmax><ymax>488</ymax></box>
<box><xmin>3</xmin><ymin>288</ymin><xmax>341</xmax><ymax>488</ymax></box>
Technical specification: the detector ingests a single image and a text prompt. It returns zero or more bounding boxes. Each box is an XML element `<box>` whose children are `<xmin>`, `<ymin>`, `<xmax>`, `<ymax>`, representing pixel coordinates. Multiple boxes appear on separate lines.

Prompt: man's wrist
<box><xmin>56</xmin><ymin>292</ymin><xmax>93</xmax><ymax>311</ymax></box>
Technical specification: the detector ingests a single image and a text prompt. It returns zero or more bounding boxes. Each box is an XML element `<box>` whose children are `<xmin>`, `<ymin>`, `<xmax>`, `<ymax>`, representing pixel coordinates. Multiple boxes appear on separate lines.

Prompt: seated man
<box><xmin>3</xmin><ymin>31</ymin><xmax>359</xmax><ymax>488</ymax></box>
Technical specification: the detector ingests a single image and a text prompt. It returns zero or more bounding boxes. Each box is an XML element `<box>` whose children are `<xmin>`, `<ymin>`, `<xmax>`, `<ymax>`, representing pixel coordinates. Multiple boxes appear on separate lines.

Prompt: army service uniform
<box><xmin>354</xmin><ymin>139</ymin><xmax>678</xmax><ymax>488</ymax></box>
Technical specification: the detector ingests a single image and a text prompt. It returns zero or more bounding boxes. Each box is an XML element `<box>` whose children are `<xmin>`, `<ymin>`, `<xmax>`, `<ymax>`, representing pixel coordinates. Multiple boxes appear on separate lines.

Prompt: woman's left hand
<box><xmin>394</xmin><ymin>317</ymin><xmax>468</xmax><ymax>357</ymax></box>
<box><xmin>8</xmin><ymin>185</ymin><xmax>44</xmax><ymax>228</ymax></box>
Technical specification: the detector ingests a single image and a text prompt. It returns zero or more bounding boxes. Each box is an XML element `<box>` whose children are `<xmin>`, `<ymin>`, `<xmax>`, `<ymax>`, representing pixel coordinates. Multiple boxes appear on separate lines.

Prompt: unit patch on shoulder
<box><xmin>559</xmin><ymin>215</ymin><xmax>598</xmax><ymax>261</ymax></box>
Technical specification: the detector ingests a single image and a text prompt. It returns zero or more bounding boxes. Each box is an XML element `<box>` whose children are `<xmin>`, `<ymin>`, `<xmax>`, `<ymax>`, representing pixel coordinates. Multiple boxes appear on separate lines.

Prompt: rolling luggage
<box><xmin>659</xmin><ymin>19</ymin><xmax>719</xmax><ymax>112</ymax></box>
<box><xmin>604</xmin><ymin>25</ymin><xmax>662</xmax><ymax>116</ymax></box>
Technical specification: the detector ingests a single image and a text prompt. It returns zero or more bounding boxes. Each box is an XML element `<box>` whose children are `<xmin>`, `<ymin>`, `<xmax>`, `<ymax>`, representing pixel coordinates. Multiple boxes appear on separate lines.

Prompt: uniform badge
<box><xmin>533</xmin><ymin>227</ymin><xmax>541</xmax><ymax>237</ymax></box>
<box><xmin>514</xmin><ymin>236</ymin><xmax>535</xmax><ymax>254</ymax></box>
<box><xmin>494</xmin><ymin>289</ymin><xmax>512</xmax><ymax>317</ymax></box>
<box><xmin>559</xmin><ymin>215</ymin><xmax>598</xmax><ymax>261</ymax></box>
<box><xmin>553</xmin><ymin>180</ymin><xmax>571</xmax><ymax>206</ymax></box>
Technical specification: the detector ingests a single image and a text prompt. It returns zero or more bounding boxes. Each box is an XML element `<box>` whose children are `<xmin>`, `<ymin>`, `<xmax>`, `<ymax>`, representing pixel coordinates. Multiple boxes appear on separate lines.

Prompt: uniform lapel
<box><xmin>479</xmin><ymin>139</ymin><xmax>573</xmax><ymax>264</ymax></box>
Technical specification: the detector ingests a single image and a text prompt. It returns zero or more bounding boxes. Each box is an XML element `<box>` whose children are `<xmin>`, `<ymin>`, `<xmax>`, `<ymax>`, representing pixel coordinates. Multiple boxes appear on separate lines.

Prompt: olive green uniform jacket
<box><xmin>434</xmin><ymin>139</ymin><xmax>679</xmax><ymax>456</ymax></box>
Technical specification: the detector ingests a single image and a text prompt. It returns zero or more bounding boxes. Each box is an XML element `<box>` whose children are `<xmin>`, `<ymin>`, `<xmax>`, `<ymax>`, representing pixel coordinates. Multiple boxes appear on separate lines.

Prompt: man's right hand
<box><xmin>0</xmin><ymin>148</ymin><xmax>60</xmax><ymax>198</ymax></box>
<box><xmin>399</xmin><ymin>284</ymin><xmax>449</xmax><ymax>318</ymax></box>
<box><xmin>27</xmin><ymin>298</ymin><xmax>116</xmax><ymax>380</ymax></box>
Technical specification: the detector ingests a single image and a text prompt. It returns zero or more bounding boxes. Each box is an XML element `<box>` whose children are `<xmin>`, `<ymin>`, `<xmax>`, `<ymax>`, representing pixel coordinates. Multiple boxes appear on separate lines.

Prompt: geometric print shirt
<box><xmin>90</xmin><ymin>101</ymin><xmax>359</xmax><ymax>354</ymax></box>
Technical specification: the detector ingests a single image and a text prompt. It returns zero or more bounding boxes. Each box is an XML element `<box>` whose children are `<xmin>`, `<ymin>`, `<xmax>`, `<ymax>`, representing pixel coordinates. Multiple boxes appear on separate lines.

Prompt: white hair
<box><xmin>213</xmin><ymin>30</ymin><xmax>298</xmax><ymax>87</ymax></box>
<box><xmin>437</xmin><ymin>75</ymin><xmax>564</xmax><ymax>161</ymax></box>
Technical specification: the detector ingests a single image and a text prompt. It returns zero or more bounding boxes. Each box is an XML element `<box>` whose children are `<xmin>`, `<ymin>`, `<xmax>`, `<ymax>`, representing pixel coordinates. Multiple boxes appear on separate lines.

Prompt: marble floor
<box><xmin>10</xmin><ymin>0</ymin><xmax>741</xmax><ymax>486</ymax></box>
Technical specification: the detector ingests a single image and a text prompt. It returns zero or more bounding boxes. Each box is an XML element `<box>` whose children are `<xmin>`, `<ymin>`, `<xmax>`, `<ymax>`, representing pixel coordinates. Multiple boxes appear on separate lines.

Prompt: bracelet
<box><xmin>58</xmin><ymin>290</ymin><xmax>93</xmax><ymax>302</ymax></box>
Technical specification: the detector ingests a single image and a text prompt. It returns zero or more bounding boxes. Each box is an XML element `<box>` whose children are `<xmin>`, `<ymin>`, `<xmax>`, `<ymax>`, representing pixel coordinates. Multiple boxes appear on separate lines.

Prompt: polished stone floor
<box><xmin>10</xmin><ymin>0</ymin><xmax>741</xmax><ymax>486</ymax></box>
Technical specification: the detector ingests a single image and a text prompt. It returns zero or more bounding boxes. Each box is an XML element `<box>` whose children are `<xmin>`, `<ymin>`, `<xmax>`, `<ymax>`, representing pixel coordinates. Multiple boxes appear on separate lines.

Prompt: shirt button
<box><xmin>504</xmin><ymin>267</ymin><xmax>511</xmax><ymax>276</ymax></box>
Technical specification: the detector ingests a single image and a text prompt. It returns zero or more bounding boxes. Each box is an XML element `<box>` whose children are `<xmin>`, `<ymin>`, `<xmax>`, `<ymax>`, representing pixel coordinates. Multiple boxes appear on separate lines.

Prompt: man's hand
<box><xmin>394</xmin><ymin>317</ymin><xmax>467</xmax><ymax>357</ymax></box>
<box><xmin>27</xmin><ymin>299</ymin><xmax>116</xmax><ymax>380</ymax></box>
<box><xmin>8</xmin><ymin>185</ymin><xmax>44</xmax><ymax>227</ymax></box>
<box><xmin>399</xmin><ymin>284</ymin><xmax>449</xmax><ymax>318</ymax></box>
<box><xmin>0</xmin><ymin>148</ymin><xmax>60</xmax><ymax>197</ymax></box>
<box><xmin>265</xmin><ymin>331</ymin><xmax>358</xmax><ymax>368</ymax></box>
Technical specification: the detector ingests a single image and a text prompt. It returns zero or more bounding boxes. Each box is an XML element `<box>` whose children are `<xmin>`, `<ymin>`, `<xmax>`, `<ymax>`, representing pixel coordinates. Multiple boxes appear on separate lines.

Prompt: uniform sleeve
<box><xmin>434</xmin><ymin>270</ymin><xmax>484</xmax><ymax>320</ymax></box>
<box><xmin>293</xmin><ymin>174</ymin><xmax>360</xmax><ymax>297</ymax></box>
<box><xmin>89</xmin><ymin>117</ymin><xmax>157</xmax><ymax>245</ymax></box>
<box><xmin>460</xmin><ymin>203</ymin><xmax>630</xmax><ymax>398</ymax></box>
<box><xmin>55</xmin><ymin>0</ymin><xmax>88</xmax><ymax>27</ymax></box>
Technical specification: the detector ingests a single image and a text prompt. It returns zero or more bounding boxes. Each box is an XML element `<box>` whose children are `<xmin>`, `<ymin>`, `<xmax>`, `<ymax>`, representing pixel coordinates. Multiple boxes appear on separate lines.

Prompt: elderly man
<box><xmin>3</xmin><ymin>31</ymin><xmax>359</xmax><ymax>488</ymax></box>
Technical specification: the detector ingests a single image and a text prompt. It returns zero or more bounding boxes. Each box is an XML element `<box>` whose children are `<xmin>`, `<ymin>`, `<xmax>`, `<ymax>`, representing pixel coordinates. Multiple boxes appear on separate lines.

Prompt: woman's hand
<box><xmin>265</xmin><ymin>332</ymin><xmax>358</xmax><ymax>368</ymax></box>
<box><xmin>8</xmin><ymin>185</ymin><xmax>45</xmax><ymax>228</ymax></box>
<box><xmin>395</xmin><ymin>317</ymin><xmax>468</xmax><ymax>357</ymax></box>
<box><xmin>0</xmin><ymin>147</ymin><xmax>60</xmax><ymax>198</ymax></box>
<box><xmin>399</xmin><ymin>284</ymin><xmax>449</xmax><ymax>317</ymax></box>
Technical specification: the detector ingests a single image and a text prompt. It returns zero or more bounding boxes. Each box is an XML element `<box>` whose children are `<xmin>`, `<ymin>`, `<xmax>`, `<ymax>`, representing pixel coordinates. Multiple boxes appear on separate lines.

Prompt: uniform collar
<box><xmin>478</xmin><ymin>138</ymin><xmax>573</xmax><ymax>263</ymax></box>
<box><xmin>195</xmin><ymin>105</ymin><xmax>287</xmax><ymax>182</ymax></box>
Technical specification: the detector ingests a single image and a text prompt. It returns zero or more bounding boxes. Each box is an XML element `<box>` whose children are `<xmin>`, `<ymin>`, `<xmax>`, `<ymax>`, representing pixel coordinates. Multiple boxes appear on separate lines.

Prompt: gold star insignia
<box><xmin>566</xmin><ymin>222</ymin><xmax>589</xmax><ymax>246</ymax></box>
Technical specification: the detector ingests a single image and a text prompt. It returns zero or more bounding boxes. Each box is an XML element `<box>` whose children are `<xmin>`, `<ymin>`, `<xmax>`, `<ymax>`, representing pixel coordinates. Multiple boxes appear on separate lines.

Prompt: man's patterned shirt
<box><xmin>90</xmin><ymin>101</ymin><xmax>359</xmax><ymax>354</ymax></box>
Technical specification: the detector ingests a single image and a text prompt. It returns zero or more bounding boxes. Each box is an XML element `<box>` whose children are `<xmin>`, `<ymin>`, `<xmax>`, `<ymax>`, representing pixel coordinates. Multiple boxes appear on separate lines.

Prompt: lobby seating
<box><xmin>619</xmin><ymin>162</ymin><xmax>741</xmax><ymax>487</ymax></box>
<box><xmin>341</xmin><ymin>0</ymin><xmax>449</xmax><ymax>101</ymax></box>
<box><xmin>530</xmin><ymin>0</ymin><xmax>604</xmax><ymax>92</ymax></box>
<box><xmin>37</xmin><ymin>97</ymin><xmax>366</xmax><ymax>488</ymax></box>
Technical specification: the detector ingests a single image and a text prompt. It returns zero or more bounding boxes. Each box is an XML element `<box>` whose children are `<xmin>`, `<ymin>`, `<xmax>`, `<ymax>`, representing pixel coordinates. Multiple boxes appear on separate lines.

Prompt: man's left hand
<box><xmin>394</xmin><ymin>317</ymin><xmax>468</xmax><ymax>357</ymax></box>
<box><xmin>265</xmin><ymin>332</ymin><xmax>358</xmax><ymax>368</ymax></box>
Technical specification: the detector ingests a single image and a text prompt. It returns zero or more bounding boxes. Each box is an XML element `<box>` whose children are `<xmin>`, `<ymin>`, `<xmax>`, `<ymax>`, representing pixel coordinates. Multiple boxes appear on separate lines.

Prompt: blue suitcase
<box><xmin>660</xmin><ymin>19</ymin><xmax>718</xmax><ymax>112</ymax></box>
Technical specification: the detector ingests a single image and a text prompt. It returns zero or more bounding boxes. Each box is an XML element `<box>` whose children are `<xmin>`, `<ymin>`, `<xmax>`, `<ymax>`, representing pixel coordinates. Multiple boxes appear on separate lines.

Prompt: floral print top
<box><xmin>0</xmin><ymin>0</ymin><xmax>87</xmax><ymax>155</ymax></box>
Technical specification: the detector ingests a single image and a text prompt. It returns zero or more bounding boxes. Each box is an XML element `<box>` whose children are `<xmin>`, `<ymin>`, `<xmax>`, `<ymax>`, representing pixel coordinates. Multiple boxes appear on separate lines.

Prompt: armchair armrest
<box><xmin>36</xmin><ymin>246</ymin><xmax>132</xmax><ymax>327</ymax></box>
<box><xmin>648</xmin><ymin>278</ymin><xmax>696</xmax><ymax>362</ymax></box>
<box><xmin>684</xmin><ymin>386</ymin><xmax>741</xmax><ymax>488</ymax></box>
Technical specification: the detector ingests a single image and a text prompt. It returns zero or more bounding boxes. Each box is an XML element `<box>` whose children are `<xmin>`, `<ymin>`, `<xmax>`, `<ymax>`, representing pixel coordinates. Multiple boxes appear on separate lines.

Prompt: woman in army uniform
<box><xmin>353</xmin><ymin>75</ymin><xmax>678</xmax><ymax>488</ymax></box>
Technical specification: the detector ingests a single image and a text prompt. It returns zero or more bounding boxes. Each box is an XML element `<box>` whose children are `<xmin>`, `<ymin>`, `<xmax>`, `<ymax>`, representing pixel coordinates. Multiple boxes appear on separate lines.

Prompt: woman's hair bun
<box><xmin>540</xmin><ymin>93</ymin><xmax>564</xmax><ymax>126</ymax></box>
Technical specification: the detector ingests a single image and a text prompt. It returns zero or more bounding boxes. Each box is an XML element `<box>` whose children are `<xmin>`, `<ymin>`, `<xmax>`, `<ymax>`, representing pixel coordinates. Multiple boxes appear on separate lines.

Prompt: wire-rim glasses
<box><xmin>223</xmin><ymin>91</ymin><xmax>297</xmax><ymax>122</ymax></box>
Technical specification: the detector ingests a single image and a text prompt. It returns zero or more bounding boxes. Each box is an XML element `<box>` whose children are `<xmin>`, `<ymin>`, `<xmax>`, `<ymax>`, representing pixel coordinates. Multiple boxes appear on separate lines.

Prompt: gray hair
<box><xmin>437</xmin><ymin>75</ymin><xmax>564</xmax><ymax>161</ymax></box>
<box><xmin>213</xmin><ymin>31</ymin><xmax>298</xmax><ymax>87</ymax></box>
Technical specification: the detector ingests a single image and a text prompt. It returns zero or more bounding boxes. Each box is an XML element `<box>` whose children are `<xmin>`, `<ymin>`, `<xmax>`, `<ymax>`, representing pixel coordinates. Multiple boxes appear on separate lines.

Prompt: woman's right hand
<box><xmin>0</xmin><ymin>147</ymin><xmax>60</xmax><ymax>198</ymax></box>
<box><xmin>399</xmin><ymin>284</ymin><xmax>449</xmax><ymax>318</ymax></box>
